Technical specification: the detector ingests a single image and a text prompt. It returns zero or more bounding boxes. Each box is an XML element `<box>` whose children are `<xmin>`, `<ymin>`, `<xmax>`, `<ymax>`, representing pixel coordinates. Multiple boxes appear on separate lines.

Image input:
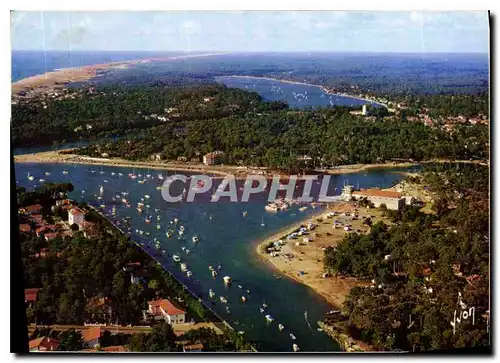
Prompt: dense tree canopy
<box><xmin>323</xmin><ymin>164</ymin><xmax>489</xmax><ymax>351</ymax></box>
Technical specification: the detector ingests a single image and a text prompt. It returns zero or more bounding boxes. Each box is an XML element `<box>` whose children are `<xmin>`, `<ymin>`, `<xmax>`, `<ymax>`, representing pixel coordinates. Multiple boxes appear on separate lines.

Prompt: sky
<box><xmin>10</xmin><ymin>11</ymin><xmax>489</xmax><ymax>53</ymax></box>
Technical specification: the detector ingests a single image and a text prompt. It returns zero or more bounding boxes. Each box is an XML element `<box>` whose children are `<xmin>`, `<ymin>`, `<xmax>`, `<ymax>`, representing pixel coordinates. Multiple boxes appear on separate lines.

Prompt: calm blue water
<box><xmin>14</xmin><ymin>162</ymin><xmax>408</xmax><ymax>352</ymax></box>
<box><xmin>215</xmin><ymin>76</ymin><xmax>384</xmax><ymax>109</ymax></box>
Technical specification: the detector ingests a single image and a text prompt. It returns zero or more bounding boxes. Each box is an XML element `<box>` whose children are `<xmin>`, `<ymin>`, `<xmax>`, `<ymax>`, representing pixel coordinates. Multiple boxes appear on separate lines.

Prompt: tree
<box><xmin>58</xmin><ymin>330</ymin><xmax>83</xmax><ymax>351</ymax></box>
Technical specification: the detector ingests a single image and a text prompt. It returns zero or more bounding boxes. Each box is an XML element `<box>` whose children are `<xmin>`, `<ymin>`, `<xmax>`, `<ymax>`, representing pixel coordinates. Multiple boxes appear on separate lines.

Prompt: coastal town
<box><xmin>17</xmin><ymin>184</ymin><xmax>252</xmax><ymax>352</ymax></box>
<box><xmin>11</xmin><ymin>10</ymin><xmax>489</xmax><ymax>355</ymax></box>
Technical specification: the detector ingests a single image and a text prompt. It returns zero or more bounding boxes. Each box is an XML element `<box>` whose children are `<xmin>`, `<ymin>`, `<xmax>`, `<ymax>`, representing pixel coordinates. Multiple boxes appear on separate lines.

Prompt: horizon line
<box><xmin>11</xmin><ymin>49</ymin><xmax>489</xmax><ymax>55</ymax></box>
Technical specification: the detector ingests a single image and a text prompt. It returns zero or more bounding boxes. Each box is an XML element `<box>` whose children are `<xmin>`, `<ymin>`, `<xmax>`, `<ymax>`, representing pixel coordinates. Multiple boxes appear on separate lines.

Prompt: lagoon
<box><xmin>14</xmin><ymin>162</ymin><xmax>407</xmax><ymax>352</ymax></box>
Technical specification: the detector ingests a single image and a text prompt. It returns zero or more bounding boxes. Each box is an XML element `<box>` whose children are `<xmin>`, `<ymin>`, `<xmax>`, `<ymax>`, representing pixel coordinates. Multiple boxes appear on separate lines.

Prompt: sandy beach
<box><xmin>12</xmin><ymin>52</ymin><xmax>229</xmax><ymax>97</ymax></box>
<box><xmin>13</xmin><ymin>148</ymin><xmax>422</xmax><ymax>179</ymax></box>
<box><xmin>255</xmin><ymin>202</ymin><xmax>391</xmax><ymax>310</ymax></box>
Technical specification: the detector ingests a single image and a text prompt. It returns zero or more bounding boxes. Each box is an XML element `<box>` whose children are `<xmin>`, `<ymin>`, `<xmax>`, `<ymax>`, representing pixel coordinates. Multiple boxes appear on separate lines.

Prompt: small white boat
<box><xmin>278</xmin><ymin>324</ymin><xmax>284</xmax><ymax>331</ymax></box>
<box><xmin>158</xmin><ymin>174</ymin><xmax>164</xmax><ymax>180</ymax></box>
<box><xmin>145</xmin><ymin>194</ymin><xmax>150</xmax><ymax>199</ymax></box>
<box><xmin>172</xmin><ymin>254</ymin><xmax>180</xmax><ymax>262</ymax></box>
<box><xmin>44</xmin><ymin>172</ymin><xmax>50</xmax><ymax>176</ymax></box>
<box><xmin>259</xmin><ymin>308</ymin><xmax>264</xmax><ymax>313</ymax></box>
<box><xmin>179</xmin><ymin>230</ymin><xmax>184</xmax><ymax>236</ymax></box>
<box><xmin>290</xmin><ymin>334</ymin><xmax>296</xmax><ymax>340</ymax></box>
<box><xmin>27</xmin><ymin>173</ymin><xmax>34</xmax><ymax>181</ymax></box>
<box><xmin>181</xmin><ymin>246</ymin><xmax>186</xmax><ymax>251</ymax></box>
<box><xmin>237</xmin><ymin>285</ymin><xmax>243</xmax><ymax>289</ymax></box>
<box><xmin>111</xmin><ymin>172</ymin><xmax>116</xmax><ymax>176</ymax></box>
<box><xmin>212</xmin><ymin>270</ymin><xmax>218</xmax><ymax>278</ymax></box>
<box><xmin>39</xmin><ymin>179</ymin><xmax>45</xmax><ymax>183</ymax></box>
<box><xmin>265</xmin><ymin>314</ymin><xmax>274</xmax><ymax>322</ymax></box>
<box><xmin>293</xmin><ymin>344</ymin><xmax>300</xmax><ymax>352</ymax></box>
<box><xmin>118</xmin><ymin>173</ymin><xmax>123</xmax><ymax>176</ymax></box>
<box><xmin>209</xmin><ymin>266</ymin><xmax>214</xmax><ymax>271</ymax></box>
<box><xmin>209</xmin><ymin>289</ymin><xmax>215</xmax><ymax>298</ymax></box>
<box><xmin>156</xmin><ymin>224</ymin><xmax>161</xmax><ymax>230</ymax></box>
<box><xmin>62</xmin><ymin>170</ymin><xmax>68</xmax><ymax>175</ymax></box>
<box><xmin>223</xmin><ymin>276</ymin><xmax>232</xmax><ymax>284</ymax></box>
<box><xmin>180</xmin><ymin>263</ymin><xmax>188</xmax><ymax>272</ymax></box>
<box><xmin>174</xmin><ymin>218</ymin><xmax>179</xmax><ymax>224</ymax></box>
<box><xmin>220</xmin><ymin>296</ymin><xmax>227</xmax><ymax>304</ymax></box>
<box><xmin>241</xmin><ymin>296</ymin><xmax>247</xmax><ymax>303</ymax></box>
<box><xmin>262</xmin><ymin>303</ymin><xmax>268</xmax><ymax>308</ymax></box>
<box><xmin>179</xmin><ymin>225</ymin><xmax>185</xmax><ymax>232</ymax></box>
<box><xmin>185</xmin><ymin>249</ymin><xmax>191</xmax><ymax>255</ymax></box>
<box><xmin>243</xmin><ymin>211</ymin><xmax>248</xmax><ymax>217</ymax></box>
<box><xmin>186</xmin><ymin>270</ymin><xmax>192</xmax><ymax>277</ymax></box>
<box><xmin>166</xmin><ymin>232</ymin><xmax>172</xmax><ymax>238</ymax></box>
<box><xmin>192</xmin><ymin>236</ymin><xmax>199</xmax><ymax>243</ymax></box>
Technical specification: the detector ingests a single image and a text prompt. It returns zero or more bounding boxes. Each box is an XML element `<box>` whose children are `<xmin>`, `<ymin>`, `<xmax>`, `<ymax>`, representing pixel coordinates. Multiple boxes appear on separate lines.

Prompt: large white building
<box><xmin>341</xmin><ymin>185</ymin><xmax>405</xmax><ymax>210</ymax></box>
<box><xmin>203</xmin><ymin>151</ymin><xmax>224</xmax><ymax>165</ymax></box>
<box><xmin>68</xmin><ymin>207</ymin><xmax>85</xmax><ymax>226</ymax></box>
<box><xmin>148</xmin><ymin>299</ymin><xmax>186</xmax><ymax>325</ymax></box>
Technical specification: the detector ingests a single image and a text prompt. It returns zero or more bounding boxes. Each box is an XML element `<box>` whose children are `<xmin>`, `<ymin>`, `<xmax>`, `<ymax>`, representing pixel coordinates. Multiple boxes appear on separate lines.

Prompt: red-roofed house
<box><xmin>183</xmin><ymin>343</ymin><xmax>204</xmax><ymax>352</ymax></box>
<box><xmin>203</xmin><ymin>151</ymin><xmax>224</xmax><ymax>165</ymax></box>
<box><xmin>25</xmin><ymin>204</ymin><xmax>43</xmax><ymax>215</ymax></box>
<box><xmin>351</xmin><ymin>189</ymin><xmax>405</xmax><ymax>210</ymax></box>
<box><xmin>25</xmin><ymin>288</ymin><xmax>41</xmax><ymax>305</ymax></box>
<box><xmin>19</xmin><ymin>223</ymin><xmax>32</xmax><ymax>233</ymax></box>
<box><xmin>35</xmin><ymin>225</ymin><xmax>58</xmax><ymax>237</ymax></box>
<box><xmin>148</xmin><ymin>299</ymin><xmax>186</xmax><ymax>324</ymax></box>
<box><xmin>81</xmin><ymin>327</ymin><xmax>102</xmax><ymax>348</ymax></box>
<box><xmin>68</xmin><ymin>207</ymin><xmax>85</xmax><ymax>226</ymax></box>
<box><xmin>29</xmin><ymin>336</ymin><xmax>60</xmax><ymax>352</ymax></box>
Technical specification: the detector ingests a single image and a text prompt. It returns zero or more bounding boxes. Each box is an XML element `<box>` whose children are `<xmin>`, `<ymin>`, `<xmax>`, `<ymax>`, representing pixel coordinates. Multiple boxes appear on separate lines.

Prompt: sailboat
<box><xmin>99</xmin><ymin>185</ymin><xmax>104</xmax><ymax>195</ymax></box>
<box><xmin>261</xmin><ymin>217</ymin><xmax>265</xmax><ymax>227</ymax></box>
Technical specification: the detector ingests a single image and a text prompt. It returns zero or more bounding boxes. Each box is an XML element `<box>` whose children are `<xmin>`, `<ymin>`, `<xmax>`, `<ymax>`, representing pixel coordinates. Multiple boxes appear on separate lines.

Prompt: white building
<box><xmin>352</xmin><ymin>189</ymin><xmax>405</xmax><ymax>210</ymax></box>
<box><xmin>148</xmin><ymin>299</ymin><xmax>186</xmax><ymax>325</ymax></box>
<box><xmin>203</xmin><ymin>151</ymin><xmax>224</xmax><ymax>165</ymax></box>
<box><xmin>68</xmin><ymin>207</ymin><xmax>85</xmax><ymax>226</ymax></box>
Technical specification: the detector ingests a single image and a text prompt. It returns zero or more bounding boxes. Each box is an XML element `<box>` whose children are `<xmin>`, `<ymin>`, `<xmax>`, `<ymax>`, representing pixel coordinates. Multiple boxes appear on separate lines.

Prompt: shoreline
<box><xmin>254</xmin><ymin>206</ymin><xmax>355</xmax><ymax>310</ymax></box>
<box><xmin>217</xmin><ymin>75</ymin><xmax>388</xmax><ymax>108</ymax></box>
<box><xmin>14</xmin><ymin>149</ymin><xmax>487</xmax><ymax>179</ymax></box>
<box><xmin>12</xmin><ymin>52</ymin><xmax>230</xmax><ymax>96</ymax></box>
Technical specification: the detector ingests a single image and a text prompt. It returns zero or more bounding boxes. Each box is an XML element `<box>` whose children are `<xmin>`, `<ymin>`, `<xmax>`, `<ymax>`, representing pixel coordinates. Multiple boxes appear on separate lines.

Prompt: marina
<box><xmin>15</xmin><ymin>158</ymin><xmax>407</xmax><ymax>351</ymax></box>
